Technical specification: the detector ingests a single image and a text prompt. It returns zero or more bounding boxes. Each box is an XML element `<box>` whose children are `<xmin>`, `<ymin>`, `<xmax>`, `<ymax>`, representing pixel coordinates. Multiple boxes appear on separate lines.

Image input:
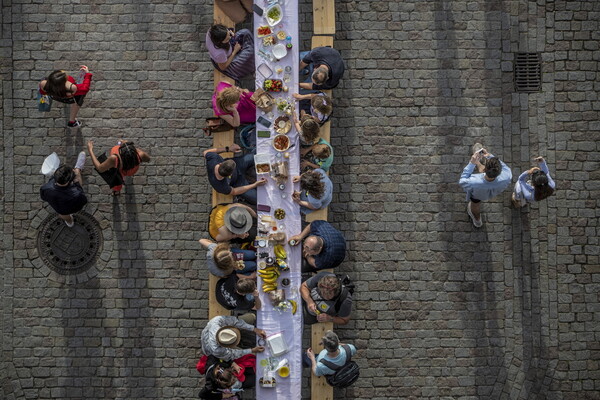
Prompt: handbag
<box><xmin>203</xmin><ymin>117</ymin><xmax>233</xmax><ymax>136</ymax></box>
<box><xmin>37</xmin><ymin>91</ymin><xmax>52</xmax><ymax>112</ymax></box>
<box><xmin>95</xmin><ymin>152</ymin><xmax>124</xmax><ymax>188</ymax></box>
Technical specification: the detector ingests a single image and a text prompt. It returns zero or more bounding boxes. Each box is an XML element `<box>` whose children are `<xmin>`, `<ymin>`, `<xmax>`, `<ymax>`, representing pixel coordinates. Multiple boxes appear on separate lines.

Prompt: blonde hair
<box><xmin>300</xmin><ymin>115</ymin><xmax>320</xmax><ymax>144</ymax></box>
<box><xmin>213</xmin><ymin>243</ymin><xmax>236</xmax><ymax>273</ymax></box>
<box><xmin>217</xmin><ymin>87</ymin><xmax>241</xmax><ymax>113</ymax></box>
<box><xmin>312</xmin><ymin>94</ymin><xmax>332</xmax><ymax>116</ymax></box>
<box><xmin>312</xmin><ymin>143</ymin><xmax>331</xmax><ymax>159</ymax></box>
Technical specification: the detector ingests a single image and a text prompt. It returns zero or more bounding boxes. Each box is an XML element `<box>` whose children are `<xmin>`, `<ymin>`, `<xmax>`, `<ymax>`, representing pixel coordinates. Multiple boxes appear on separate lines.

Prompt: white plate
<box><xmin>258</xmin><ymin>63</ymin><xmax>273</xmax><ymax>79</ymax></box>
<box><xmin>272</xmin><ymin>44</ymin><xmax>287</xmax><ymax>60</ymax></box>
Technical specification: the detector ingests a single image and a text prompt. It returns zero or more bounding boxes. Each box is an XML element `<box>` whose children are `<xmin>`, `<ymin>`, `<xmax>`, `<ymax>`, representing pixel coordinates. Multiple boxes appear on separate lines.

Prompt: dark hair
<box><xmin>218</xmin><ymin>159</ymin><xmax>236</xmax><ymax>177</ymax></box>
<box><xmin>301</xmin><ymin>170</ymin><xmax>325</xmax><ymax>199</ymax></box>
<box><xmin>118</xmin><ymin>142</ymin><xmax>140</xmax><ymax>172</ymax></box>
<box><xmin>209</xmin><ymin>24</ymin><xmax>231</xmax><ymax>51</ymax></box>
<box><xmin>214</xmin><ymin>365</ymin><xmax>236</xmax><ymax>388</ymax></box>
<box><xmin>300</xmin><ymin>115</ymin><xmax>320</xmax><ymax>144</ymax></box>
<box><xmin>485</xmin><ymin>157</ymin><xmax>502</xmax><ymax>179</ymax></box>
<box><xmin>44</xmin><ymin>70</ymin><xmax>71</xmax><ymax>98</ymax></box>
<box><xmin>532</xmin><ymin>170</ymin><xmax>554</xmax><ymax>201</ymax></box>
<box><xmin>54</xmin><ymin>165</ymin><xmax>75</xmax><ymax>185</ymax></box>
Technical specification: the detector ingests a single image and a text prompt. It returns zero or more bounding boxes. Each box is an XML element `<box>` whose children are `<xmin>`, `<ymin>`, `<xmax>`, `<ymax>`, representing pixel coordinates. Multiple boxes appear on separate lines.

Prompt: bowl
<box><xmin>272</xmin><ymin>43</ymin><xmax>287</xmax><ymax>60</ymax></box>
<box><xmin>274</xmin><ymin>116</ymin><xmax>291</xmax><ymax>134</ymax></box>
<box><xmin>278</xmin><ymin>366</ymin><xmax>290</xmax><ymax>378</ymax></box>
<box><xmin>273</xmin><ymin>134</ymin><xmax>290</xmax><ymax>152</ymax></box>
<box><xmin>266</xmin><ymin>4</ymin><xmax>283</xmax><ymax>26</ymax></box>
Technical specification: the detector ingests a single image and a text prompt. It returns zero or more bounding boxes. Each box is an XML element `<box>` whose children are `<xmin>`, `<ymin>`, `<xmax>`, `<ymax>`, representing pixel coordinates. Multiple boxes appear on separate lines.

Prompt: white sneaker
<box><xmin>472</xmin><ymin>143</ymin><xmax>484</xmax><ymax>154</ymax></box>
<box><xmin>65</xmin><ymin>214</ymin><xmax>75</xmax><ymax>228</ymax></box>
<box><xmin>467</xmin><ymin>202</ymin><xmax>483</xmax><ymax>228</ymax></box>
<box><xmin>75</xmin><ymin>151</ymin><xmax>86</xmax><ymax>170</ymax></box>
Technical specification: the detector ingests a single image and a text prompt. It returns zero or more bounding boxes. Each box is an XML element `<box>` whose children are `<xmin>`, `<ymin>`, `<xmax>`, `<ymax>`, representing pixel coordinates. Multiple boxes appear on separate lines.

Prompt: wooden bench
<box><xmin>208</xmin><ymin>9</ymin><xmax>236</xmax><ymax>321</ymax></box>
<box><xmin>310</xmin><ymin>9</ymin><xmax>337</xmax><ymax>398</ymax></box>
<box><xmin>313</xmin><ymin>0</ymin><xmax>336</xmax><ymax>35</ymax></box>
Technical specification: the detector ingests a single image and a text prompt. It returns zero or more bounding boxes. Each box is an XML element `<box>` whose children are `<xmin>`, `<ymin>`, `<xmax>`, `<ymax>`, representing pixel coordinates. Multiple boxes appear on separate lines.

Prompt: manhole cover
<box><xmin>37</xmin><ymin>211</ymin><xmax>103</xmax><ymax>275</ymax></box>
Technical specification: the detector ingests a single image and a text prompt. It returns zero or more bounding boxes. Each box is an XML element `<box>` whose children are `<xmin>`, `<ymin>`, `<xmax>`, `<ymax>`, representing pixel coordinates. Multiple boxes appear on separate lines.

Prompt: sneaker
<box><xmin>75</xmin><ymin>151</ymin><xmax>86</xmax><ymax>170</ymax></box>
<box><xmin>65</xmin><ymin>214</ymin><xmax>75</xmax><ymax>228</ymax></box>
<box><xmin>67</xmin><ymin>120</ymin><xmax>82</xmax><ymax>128</ymax></box>
<box><xmin>467</xmin><ymin>202</ymin><xmax>483</xmax><ymax>228</ymax></box>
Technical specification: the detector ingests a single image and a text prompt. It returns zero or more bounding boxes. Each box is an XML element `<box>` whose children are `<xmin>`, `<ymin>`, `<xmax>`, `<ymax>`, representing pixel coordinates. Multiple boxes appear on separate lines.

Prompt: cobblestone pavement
<box><xmin>1</xmin><ymin>0</ymin><xmax>599</xmax><ymax>399</ymax></box>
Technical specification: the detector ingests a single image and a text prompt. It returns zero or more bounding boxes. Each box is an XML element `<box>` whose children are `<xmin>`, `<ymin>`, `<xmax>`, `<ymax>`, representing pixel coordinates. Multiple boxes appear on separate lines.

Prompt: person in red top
<box><xmin>38</xmin><ymin>66</ymin><xmax>93</xmax><ymax>127</ymax></box>
<box><xmin>87</xmin><ymin>140</ymin><xmax>151</xmax><ymax>195</ymax></box>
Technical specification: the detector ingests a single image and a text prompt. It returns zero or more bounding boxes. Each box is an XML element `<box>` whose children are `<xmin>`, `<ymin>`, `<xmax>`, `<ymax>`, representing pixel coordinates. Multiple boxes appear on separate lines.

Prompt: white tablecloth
<box><xmin>253</xmin><ymin>1</ymin><xmax>302</xmax><ymax>399</ymax></box>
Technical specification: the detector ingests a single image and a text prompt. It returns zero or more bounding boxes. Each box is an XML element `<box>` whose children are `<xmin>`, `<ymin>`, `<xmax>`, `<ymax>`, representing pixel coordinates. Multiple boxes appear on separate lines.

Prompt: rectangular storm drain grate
<box><xmin>514</xmin><ymin>53</ymin><xmax>542</xmax><ymax>92</ymax></box>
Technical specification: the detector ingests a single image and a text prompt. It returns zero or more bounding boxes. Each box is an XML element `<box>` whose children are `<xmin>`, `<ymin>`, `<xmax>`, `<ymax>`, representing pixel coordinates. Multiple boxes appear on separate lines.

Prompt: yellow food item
<box><xmin>262</xmin><ymin>284</ymin><xmax>277</xmax><ymax>292</ymax></box>
<box><xmin>289</xmin><ymin>300</ymin><xmax>298</xmax><ymax>315</ymax></box>
<box><xmin>274</xmin><ymin>244</ymin><xmax>287</xmax><ymax>259</ymax></box>
<box><xmin>262</xmin><ymin>276</ymin><xmax>278</xmax><ymax>284</ymax></box>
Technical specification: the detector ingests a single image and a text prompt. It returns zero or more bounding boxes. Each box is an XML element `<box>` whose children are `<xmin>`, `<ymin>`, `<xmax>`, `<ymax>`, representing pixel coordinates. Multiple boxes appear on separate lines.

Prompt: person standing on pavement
<box><xmin>203</xmin><ymin>144</ymin><xmax>266</xmax><ymax>205</ymax></box>
<box><xmin>87</xmin><ymin>140</ymin><xmax>151</xmax><ymax>196</ymax></box>
<box><xmin>40</xmin><ymin>152</ymin><xmax>87</xmax><ymax>227</ymax></box>
<box><xmin>459</xmin><ymin>143</ymin><xmax>512</xmax><ymax>228</ymax></box>
<box><xmin>38</xmin><ymin>66</ymin><xmax>93</xmax><ymax>127</ymax></box>
<box><xmin>512</xmin><ymin>156</ymin><xmax>556</xmax><ymax>208</ymax></box>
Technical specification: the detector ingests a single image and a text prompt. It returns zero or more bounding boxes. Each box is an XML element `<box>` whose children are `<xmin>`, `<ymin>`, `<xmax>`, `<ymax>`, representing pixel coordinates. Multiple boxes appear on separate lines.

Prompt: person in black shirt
<box><xmin>203</xmin><ymin>144</ymin><xmax>266</xmax><ymax>205</ymax></box>
<box><xmin>216</xmin><ymin>275</ymin><xmax>261</xmax><ymax>312</ymax></box>
<box><xmin>299</xmin><ymin>46</ymin><xmax>345</xmax><ymax>90</ymax></box>
<box><xmin>40</xmin><ymin>152</ymin><xmax>87</xmax><ymax>227</ymax></box>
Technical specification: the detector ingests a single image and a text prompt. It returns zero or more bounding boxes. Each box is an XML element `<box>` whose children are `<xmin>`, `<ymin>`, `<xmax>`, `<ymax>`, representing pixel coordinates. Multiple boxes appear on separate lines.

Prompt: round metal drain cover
<box><xmin>37</xmin><ymin>211</ymin><xmax>103</xmax><ymax>275</ymax></box>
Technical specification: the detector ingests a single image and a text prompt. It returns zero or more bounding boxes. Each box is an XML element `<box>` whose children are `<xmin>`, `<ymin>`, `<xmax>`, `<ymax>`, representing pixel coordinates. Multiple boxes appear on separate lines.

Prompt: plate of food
<box><xmin>273</xmin><ymin>134</ymin><xmax>290</xmax><ymax>152</ymax></box>
<box><xmin>262</xmin><ymin>35</ymin><xmax>276</xmax><ymax>47</ymax></box>
<box><xmin>276</xmin><ymin>30</ymin><xmax>287</xmax><ymax>40</ymax></box>
<box><xmin>263</xmin><ymin>79</ymin><xmax>283</xmax><ymax>92</ymax></box>
<box><xmin>257</xmin><ymin>26</ymin><xmax>272</xmax><ymax>37</ymax></box>
<box><xmin>266</xmin><ymin>4</ymin><xmax>283</xmax><ymax>26</ymax></box>
<box><xmin>274</xmin><ymin>116</ymin><xmax>292</xmax><ymax>134</ymax></box>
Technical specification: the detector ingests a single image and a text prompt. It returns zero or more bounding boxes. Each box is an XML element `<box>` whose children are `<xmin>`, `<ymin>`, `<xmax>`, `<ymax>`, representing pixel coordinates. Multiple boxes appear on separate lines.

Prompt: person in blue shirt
<box><xmin>292</xmin><ymin>169</ymin><xmax>333</xmax><ymax>214</ymax></box>
<box><xmin>459</xmin><ymin>143</ymin><xmax>512</xmax><ymax>228</ymax></box>
<box><xmin>304</xmin><ymin>331</ymin><xmax>357</xmax><ymax>377</ymax></box>
<box><xmin>289</xmin><ymin>220</ymin><xmax>346</xmax><ymax>272</ymax></box>
<box><xmin>512</xmin><ymin>156</ymin><xmax>556</xmax><ymax>208</ymax></box>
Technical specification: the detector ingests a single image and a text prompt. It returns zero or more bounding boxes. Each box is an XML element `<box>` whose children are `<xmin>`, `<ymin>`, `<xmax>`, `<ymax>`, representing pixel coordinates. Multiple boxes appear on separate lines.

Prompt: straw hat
<box><xmin>217</xmin><ymin>327</ymin><xmax>241</xmax><ymax>348</ymax></box>
<box><xmin>224</xmin><ymin>206</ymin><xmax>253</xmax><ymax>234</ymax></box>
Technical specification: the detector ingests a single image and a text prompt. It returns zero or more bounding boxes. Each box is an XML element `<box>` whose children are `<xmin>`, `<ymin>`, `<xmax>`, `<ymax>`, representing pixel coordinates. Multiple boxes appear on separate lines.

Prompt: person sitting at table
<box><xmin>292</xmin><ymin>169</ymin><xmax>332</xmax><ymax>215</ymax></box>
<box><xmin>204</xmin><ymin>144</ymin><xmax>266</xmax><ymax>205</ymax></box>
<box><xmin>216</xmin><ymin>274</ymin><xmax>261</xmax><ymax>312</ymax></box>
<box><xmin>289</xmin><ymin>220</ymin><xmax>346</xmax><ymax>272</ymax></box>
<box><xmin>201</xmin><ymin>315</ymin><xmax>266</xmax><ymax>362</ymax></box>
<box><xmin>299</xmin><ymin>46</ymin><xmax>345</xmax><ymax>91</ymax></box>
<box><xmin>206</xmin><ymin>24</ymin><xmax>255</xmax><ymax>82</ymax></box>
<box><xmin>212</xmin><ymin>81</ymin><xmax>256</xmax><ymax>127</ymax></box>
<box><xmin>300</xmin><ymin>272</ymin><xmax>352</xmax><ymax>325</ymax></box>
<box><xmin>197</xmin><ymin>354</ymin><xmax>256</xmax><ymax>400</ymax></box>
<box><xmin>304</xmin><ymin>331</ymin><xmax>357</xmax><ymax>379</ymax></box>
<box><xmin>208</xmin><ymin>203</ymin><xmax>256</xmax><ymax>242</ymax></box>
<box><xmin>198</xmin><ymin>239</ymin><xmax>257</xmax><ymax>277</ymax></box>
<box><xmin>293</xmin><ymin>111</ymin><xmax>320</xmax><ymax>148</ymax></box>
<box><xmin>293</xmin><ymin>91</ymin><xmax>333</xmax><ymax>126</ymax></box>
<box><xmin>301</xmin><ymin>139</ymin><xmax>334</xmax><ymax>173</ymax></box>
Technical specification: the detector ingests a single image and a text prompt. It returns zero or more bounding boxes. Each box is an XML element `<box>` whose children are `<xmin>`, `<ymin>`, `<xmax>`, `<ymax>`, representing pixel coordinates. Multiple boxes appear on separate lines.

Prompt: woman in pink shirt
<box><xmin>212</xmin><ymin>81</ymin><xmax>256</xmax><ymax>127</ymax></box>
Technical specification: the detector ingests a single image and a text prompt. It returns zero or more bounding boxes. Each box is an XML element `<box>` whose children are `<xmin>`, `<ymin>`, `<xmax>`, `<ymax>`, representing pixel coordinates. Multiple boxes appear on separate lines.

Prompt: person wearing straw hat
<box><xmin>201</xmin><ymin>315</ymin><xmax>266</xmax><ymax>361</ymax></box>
<box><xmin>209</xmin><ymin>203</ymin><xmax>256</xmax><ymax>242</ymax></box>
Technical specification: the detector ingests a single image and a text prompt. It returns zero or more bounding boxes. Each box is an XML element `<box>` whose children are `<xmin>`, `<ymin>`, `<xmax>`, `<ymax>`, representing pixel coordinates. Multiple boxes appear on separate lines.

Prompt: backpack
<box><xmin>333</xmin><ymin>275</ymin><xmax>354</xmax><ymax>313</ymax></box>
<box><xmin>319</xmin><ymin>344</ymin><xmax>360</xmax><ymax>388</ymax></box>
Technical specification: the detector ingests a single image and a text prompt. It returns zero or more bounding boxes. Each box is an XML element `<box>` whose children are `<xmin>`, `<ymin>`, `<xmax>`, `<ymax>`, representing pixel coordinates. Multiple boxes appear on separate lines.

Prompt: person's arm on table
<box><xmin>203</xmin><ymin>144</ymin><xmax>241</xmax><ymax>157</ymax></box>
<box><xmin>316</xmin><ymin>313</ymin><xmax>350</xmax><ymax>325</ymax></box>
<box><xmin>219</xmin><ymin>107</ymin><xmax>241</xmax><ymax>127</ymax></box>
<box><xmin>288</xmin><ymin>222</ymin><xmax>312</xmax><ymax>245</ymax></box>
<box><xmin>306</xmin><ymin>348</ymin><xmax>320</xmax><ymax>376</ymax></box>
<box><xmin>300</xmin><ymin>281</ymin><xmax>318</xmax><ymax>313</ymax></box>
<box><xmin>229</xmin><ymin>178</ymin><xmax>267</xmax><ymax>196</ymax></box>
